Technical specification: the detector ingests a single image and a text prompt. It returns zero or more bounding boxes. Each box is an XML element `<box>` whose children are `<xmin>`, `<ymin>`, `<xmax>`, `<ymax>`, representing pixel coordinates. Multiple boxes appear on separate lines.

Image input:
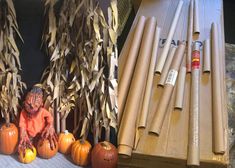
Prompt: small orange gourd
<box><xmin>58</xmin><ymin>130</ymin><xmax>75</xmax><ymax>154</ymax></box>
<box><xmin>71</xmin><ymin>139</ymin><xmax>92</xmax><ymax>166</ymax></box>
<box><xmin>18</xmin><ymin>146</ymin><xmax>37</xmax><ymax>164</ymax></box>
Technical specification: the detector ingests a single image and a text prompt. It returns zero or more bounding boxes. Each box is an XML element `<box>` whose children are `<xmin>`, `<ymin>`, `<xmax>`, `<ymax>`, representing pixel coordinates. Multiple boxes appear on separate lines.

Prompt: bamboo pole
<box><xmin>211</xmin><ymin>23</ymin><xmax>225</xmax><ymax>154</ymax></box>
<box><xmin>155</xmin><ymin>0</ymin><xmax>184</xmax><ymax>73</ymax></box>
<box><xmin>118</xmin><ymin>17</ymin><xmax>157</xmax><ymax>157</ymax></box>
<box><xmin>118</xmin><ymin>16</ymin><xmax>146</xmax><ymax>124</ymax></box>
<box><xmin>193</xmin><ymin>0</ymin><xmax>200</xmax><ymax>34</ymax></box>
<box><xmin>203</xmin><ymin>39</ymin><xmax>211</xmax><ymax>73</ymax></box>
<box><xmin>149</xmin><ymin>42</ymin><xmax>185</xmax><ymax>135</ymax></box>
<box><xmin>187</xmin><ymin>41</ymin><xmax>201</xmax><ymax>166</ymax></box>
<box><xmin>138</xmin><ymin>27</ymin><xmax>161</xmax><ymax>128</ymax></box>
<box><xmin>174</xmin><ymin>66</ymin><xmax>186</xmax><ymax>109</ymax></box>
<box><xmin>158</xmin><ymin>46</ymin><xmax>177</xmax><ymax>86</ymax></box>
<box><xmin>186</xmin><ymin>0</ymin><xmax>194</xmax><ymax>72</ymax></box>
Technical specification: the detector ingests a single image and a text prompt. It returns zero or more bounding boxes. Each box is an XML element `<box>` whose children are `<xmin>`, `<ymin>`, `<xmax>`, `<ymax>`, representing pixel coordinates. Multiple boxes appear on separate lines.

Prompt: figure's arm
<box><xmin>41</xmin><ymin>108</ymin><xmax>58</xmax><ymax>149</ymax></box>
<box><xmin>18</xmin><ymin>111</ymin><xmax>33</xmax><ymax>155</ymax></box>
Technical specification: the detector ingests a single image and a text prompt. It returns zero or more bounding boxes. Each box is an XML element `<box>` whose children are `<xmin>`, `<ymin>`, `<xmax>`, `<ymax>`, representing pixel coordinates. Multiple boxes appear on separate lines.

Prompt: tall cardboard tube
<box><xmin>155</xmin><ymin>0</ymin><xmax>183</xmax><ymax>73</ymax></box>
<box><xmin>158</xmin><ymin>46</ymin><xmax>177</xmax><ymax>86</ymax></box>
<box><xmin>193</xmin><ymin>0</ymin><xmax>200</xmax><ymax>34</ymax></box>
<box><xmin>211</xmin><ymin>23</ymin><xmax>225</xmax><ymax>154</ymax></box>
<box><xmin>118</xmin><ymin>17</ymin><xmax>157</xmax><ymax>157</ymax></box>
<box><xmin>187</xmin><ymin>0</ymin><xmax>194</xmax><ymax>72</ymax></box>
<box><xmin>174</xmin><ymin>66</ymin><xmax>186</xmax><ymax>109</ymax></box>
<box><xmin>138</xmin><ymin>27</ymin><xmax>161</xmax><ymax>128</ymax></box>
<box><xmin>187</xmin><ymin>41</ymin><xmax>201</xmax><ymax>166</ymax></box>
<box><xmin>149</xmin><ymin>42</ymin><xmax>185</xmax><ymax>135</ymax></box>
<box><xmin>118</xmin><ymin>16</ymin><xmax>146</xmax><ymax>124</ymax></box>
<box><xmin>203</xmin><ymin>39</ymin><xmax>211</xmax><ymax>73</ymax></box>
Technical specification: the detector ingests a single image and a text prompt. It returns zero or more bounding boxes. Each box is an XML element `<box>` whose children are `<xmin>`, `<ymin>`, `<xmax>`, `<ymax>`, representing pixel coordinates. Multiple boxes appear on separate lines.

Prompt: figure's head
<box><xmin>24</xmin><ymin>85</ymin><xmax>43</xmax><ymax>115</ymax></box>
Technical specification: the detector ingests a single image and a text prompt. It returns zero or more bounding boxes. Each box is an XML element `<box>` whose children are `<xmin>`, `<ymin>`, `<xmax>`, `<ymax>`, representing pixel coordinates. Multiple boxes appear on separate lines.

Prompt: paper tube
<box><xmin>186</xmin><ymin>0</ymin><xmax>194</xmax><ymax>72</ymax></box>
<box><xmin>155</xmin><ymin>0</ymin><xmax>183</xmax><ymax>73</ymax></box>
<box><xmin>118</xmin><ymin>17</ymin><xmax>157</xmax><ymax>157</ymax></box>
<box><xmin>187</xmin><ymin>41</ymin><xmax>201</xmax><ymax>166</ymax></box>
<box><xmin>138</xmin><ymin>27</ymin><xmax>161</xmax><ymax>128</ymax></box>
<box><xmin>193</xmin><ymin>0</ymin><xmax>200</xmax><ymax>34</ymax></box>
<box><xmin>203</xmin><ymin>39</ymin><xmax>211</xmax><ymax>73</ymax></box>
<box><xmin>118</xmin><ymin>16</ymin><xmax>146</xmax><ymax>124</ymax></box>
<box><xmin>211</xmin><ymin>23</ymin><xmax>225</xmax><ymax>154</ymax></box>
<box><xmin>149</xmin><ymin>42</ymin><xmax>185</xmax><ymax>135</ymax></box>
<box><xmin>158</xmin><ymin>46</ymin><xmax>177</xmax><ymax>86</ymax></box>
<box><xmin>174</xmin><ymin>66</ymin><xmax>186</xmax><ymax>109</ymax></box>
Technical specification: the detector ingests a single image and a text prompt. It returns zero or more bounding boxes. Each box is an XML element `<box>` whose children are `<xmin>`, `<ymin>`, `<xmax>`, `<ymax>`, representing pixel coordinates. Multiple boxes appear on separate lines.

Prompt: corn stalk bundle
<box><xmin>41</xmin><ymin>0</ymin><xmax>74</xmax><ymax>133</ymax></box>
<box><xmin>0</xmin><ymin>0</ymin><xmax>26</xmax><ymax>125</ymax></box>
<box><xmin>41</xmin><ymin>0</ymin><xmax>118</xmax><ymax>144</ymax></box>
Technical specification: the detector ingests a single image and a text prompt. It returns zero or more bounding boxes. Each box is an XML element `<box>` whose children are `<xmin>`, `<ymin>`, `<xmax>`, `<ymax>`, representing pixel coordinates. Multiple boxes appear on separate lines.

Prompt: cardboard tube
<box><xmin>186</xmin><ymin>0</ymin><xmax>193</xmax><ymax>72</ymax></box>
<box><xmin>174</xmin><ymin>66</ymin><xmax>186</xmax><ymax>109</ymax></box>
<box><xmin>187</xmin><ymin>41</ymin><xmax>201</xmax><ymax>166</ymax></box>
<box><xmin>211</xmin><ymin>23</ymin><xmax>225</xmax><ymax>154</ymax></box>
<box><xmin>158</xmin><ymin>46</ymin><xmax>177</xmax><ymax>86</ymax></box>
<box><xmin>193</xmin><ymin>0</ymin><xmax>200</xmax><ymax>34</ymax></box>
<box><xmin>149</xmin><ymin>42</ymin><xmax>185</xmax><ymax>135</ymax></box>
<box><xmin>155</xmin><ymin>0</ymin><xmax>183</xmax><ymax>73</ymax></box>
<box><xmin>118</xmin><ymin>16</ymin><xmax>146</xmax><ymax>124</ymax></box>
<box><xmin>138</xmin><ymin>27</ymin><xmax>161</xmax><ymax>128</ymax></box>
<box><xmin>118</xmin><ymin>17</ymin><xmax>157</xmax><ymax>157</ymax></box>
<box><xmin>203</xmin><ymin>39</ymin><xmax>211</xmax><ymax>73</ymax></box>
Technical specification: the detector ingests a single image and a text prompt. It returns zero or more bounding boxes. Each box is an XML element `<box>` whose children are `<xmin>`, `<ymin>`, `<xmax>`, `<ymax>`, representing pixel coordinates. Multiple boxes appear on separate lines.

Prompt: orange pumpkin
<box><xmin>37</xmin><ymin>139</ymin><xmax>58</xmax><ymax>159</ymax></box>
<box><xmin>71</xmin><ymin>139</ymin><xmax>92</xmax><ymax>166</ymax></box>
<box><xmin>58</xmin><ymin>130</ymin><xmax>75</xmax><ymax>154</ymax></box>
<box><xmin>0</xmin><ymin>123</ymin><xmax>18</xmax><ymax>154</ymax></box>
<box><xmin>18</xmin><ymin>146</ymin><xmax>37</xmax><ymax>164</ymax></box>
<box><xmin>91</xmin><ymin>141</ymin><xmax>118</xmax><ymax>168</ymax></box>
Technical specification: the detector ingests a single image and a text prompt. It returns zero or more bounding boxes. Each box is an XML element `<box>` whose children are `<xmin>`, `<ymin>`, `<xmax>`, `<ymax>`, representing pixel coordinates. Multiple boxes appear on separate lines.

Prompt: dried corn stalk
<box><xmin>0</xmin><ymin>0</ymin><xmax>26</xmax><ymax>126</ymax></box>
<box><xmin>41</xmin><ymin>0</ymin><xmax>118</xmax><ymax>144</ymax></box>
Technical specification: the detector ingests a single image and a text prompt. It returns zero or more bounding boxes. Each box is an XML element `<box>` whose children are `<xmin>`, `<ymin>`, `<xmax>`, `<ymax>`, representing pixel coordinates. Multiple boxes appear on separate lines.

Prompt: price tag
<box><xmin>165</xmin><ymin>69</ymin><xmax>178</xmax><ymax>86</ymax></box>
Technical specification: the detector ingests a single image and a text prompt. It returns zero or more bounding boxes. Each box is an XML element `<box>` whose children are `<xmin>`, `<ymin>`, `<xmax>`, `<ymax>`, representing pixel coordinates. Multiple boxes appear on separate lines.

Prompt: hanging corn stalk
<box><xmin>41</xmin><ymin>0</ymin><xmax>75</xmax><ymax>133</ymax></box>
<box><xmin>41</xmin><ymin>0</ymin><xmax>118</xmax><ymax>144</ymax></box>
<box><xmin>70</xmin><ymin>0</ymin><xmax>118</xmax><ymax>144</ymax></box>
<box><xmin>0</xmin><ymin>0</ymin><xmax>26</xmax><ymax>126</ymax></box>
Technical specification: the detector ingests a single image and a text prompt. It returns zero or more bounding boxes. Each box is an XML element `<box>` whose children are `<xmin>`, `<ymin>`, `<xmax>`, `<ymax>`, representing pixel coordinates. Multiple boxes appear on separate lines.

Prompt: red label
<box><xmin>191</xmin><ymin>50</ymin><xmax>200</xmax><ymax>69</ymax></box>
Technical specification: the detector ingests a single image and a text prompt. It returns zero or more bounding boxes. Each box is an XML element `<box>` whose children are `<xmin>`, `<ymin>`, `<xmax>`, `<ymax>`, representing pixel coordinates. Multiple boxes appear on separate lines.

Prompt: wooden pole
<box><xmin>193</xmin><ymin>0</ymin><xmax>200</xmax><ymax>34</ymax></box>
<box><xmin>118</xmin><ymin>17</ymin><xmax>157</xmax><ymax>157</ymax></box>
<box><xmin>211</xmin><ymin>23</ymin><xmax>225</xmax><ymax>154</ymax></box>
<box><xmin>186</xmin><ymin>0</ymin><xmax>194</xmax><ymax>72</ymax></box>
<box><xmin>149</xmin><ymin>42</ymin><xmax>185</xmax><ymax>135</ymax></box>
<box><xmin>155</xmin><ymin>0</ymin><xmax>184</xmax><ymax>73</ymax></box>
<box><xmin>138</xmin><ymin>26</ymin><xmax>161</xmax><ymax>128</ymax></box>
<box><xmin>158</xmin><ymin>46</ymin><xmax>177</xmax><ymax>86</ymax></box>
<box><xmin>203</xmin><ymin>39</ymin><xmax>211</xmax><ymax>73</ymax></box>
<box><xmin>187</xmin><ymin>41</ymin><xmax>201</xmax><ymax>166</ymax></box>
<box><xmin>118</xmin><ymin>16</ymin><xmax>146</xmax><ymax>124</ymax></box>
<box><xmin>174</xmin><ymin>66</ymin><xmax>186</xmax><ymax>109</ymax></box>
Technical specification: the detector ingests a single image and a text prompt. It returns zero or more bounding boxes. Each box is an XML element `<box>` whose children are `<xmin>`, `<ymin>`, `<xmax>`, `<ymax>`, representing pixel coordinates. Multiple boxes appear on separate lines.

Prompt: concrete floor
<box><xmin>226</xmin><ymin>43</ymin><xmax>235</xmax><ymax>168</ymax></box>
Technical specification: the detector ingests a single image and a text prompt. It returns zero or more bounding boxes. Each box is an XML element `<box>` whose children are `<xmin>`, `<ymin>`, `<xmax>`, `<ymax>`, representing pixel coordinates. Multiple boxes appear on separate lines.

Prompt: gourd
<box><xmin>58</xmin><ymin>130</ymin><xmax>75</xmax><ymax>154</ymax></box>
<box><xmin>18</xmin><ymin>146</ymin><xmax>37</xmax><ymax>164</ymax></box>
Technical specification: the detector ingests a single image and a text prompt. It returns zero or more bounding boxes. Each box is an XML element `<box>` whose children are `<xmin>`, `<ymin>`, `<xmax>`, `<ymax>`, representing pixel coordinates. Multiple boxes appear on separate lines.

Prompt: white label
<box><xmin>165</xmin><ymin>69</ymin><xmax>178</xmax><ymax>86</ymax></box>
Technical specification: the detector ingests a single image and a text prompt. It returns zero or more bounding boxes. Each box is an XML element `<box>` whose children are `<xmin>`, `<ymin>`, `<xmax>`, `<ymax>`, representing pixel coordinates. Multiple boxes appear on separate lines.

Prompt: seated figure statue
<box><xmin>18</xmin><ymin>85</ymin><xmax>57</xmax><ymax>154</ymax></box>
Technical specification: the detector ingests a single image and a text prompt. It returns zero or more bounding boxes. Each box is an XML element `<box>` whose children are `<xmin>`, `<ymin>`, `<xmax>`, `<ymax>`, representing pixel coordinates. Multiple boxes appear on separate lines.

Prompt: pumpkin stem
<box><xmin>101</xmin><ymin>141</ymin><xmax>112</xmax><ymax>150</ymax></box>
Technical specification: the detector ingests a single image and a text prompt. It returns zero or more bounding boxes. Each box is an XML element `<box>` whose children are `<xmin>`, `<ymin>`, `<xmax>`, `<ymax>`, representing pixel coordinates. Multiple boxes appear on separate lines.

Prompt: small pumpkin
<box><xmin>71</xmin><ymin>139</ymin><xmax>92</xmax><ymax>166</ymax></box>
<box><xmin>91</xmin><ymin>141</ymin><xmax>118</xmax><ymax>168</ymax></box>
<box><xmin>58</xmin><ymin>130</ymin><xmax>75</xmax><ymax>154</ymax></box>
<box><xmin>37</xmin><ymin>139</ymin><xmax>58</xmax><ymax>159</ymax></box>
<box><xmin>0</xmin><ymin>123</ymin><xmax>18</xmax><ymax>155</ymax></box>
<box><xmin>18</xmin><ymin>146</ymin><xmax>37</xmax><ymax>164</ymax></box>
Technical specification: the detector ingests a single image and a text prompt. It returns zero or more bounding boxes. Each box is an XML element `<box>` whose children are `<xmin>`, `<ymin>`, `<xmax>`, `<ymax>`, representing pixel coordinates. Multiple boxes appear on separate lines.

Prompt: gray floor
<box><xmin>226</xmin><ymin>43</ymin><xmax>235</xmax><ymax>168</ymax></box>
<box><xmin>0</xmin><ymin>152</ymin><xmax>88</xmax><ymax>168</ymax></box>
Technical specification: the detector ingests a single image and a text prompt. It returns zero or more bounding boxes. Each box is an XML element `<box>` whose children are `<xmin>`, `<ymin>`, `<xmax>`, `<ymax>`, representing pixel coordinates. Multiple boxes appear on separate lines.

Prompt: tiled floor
<box><xmin>0</xmin><ymin>152</ymin><xmax>88</xmax><ymax>168</ymax></box>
